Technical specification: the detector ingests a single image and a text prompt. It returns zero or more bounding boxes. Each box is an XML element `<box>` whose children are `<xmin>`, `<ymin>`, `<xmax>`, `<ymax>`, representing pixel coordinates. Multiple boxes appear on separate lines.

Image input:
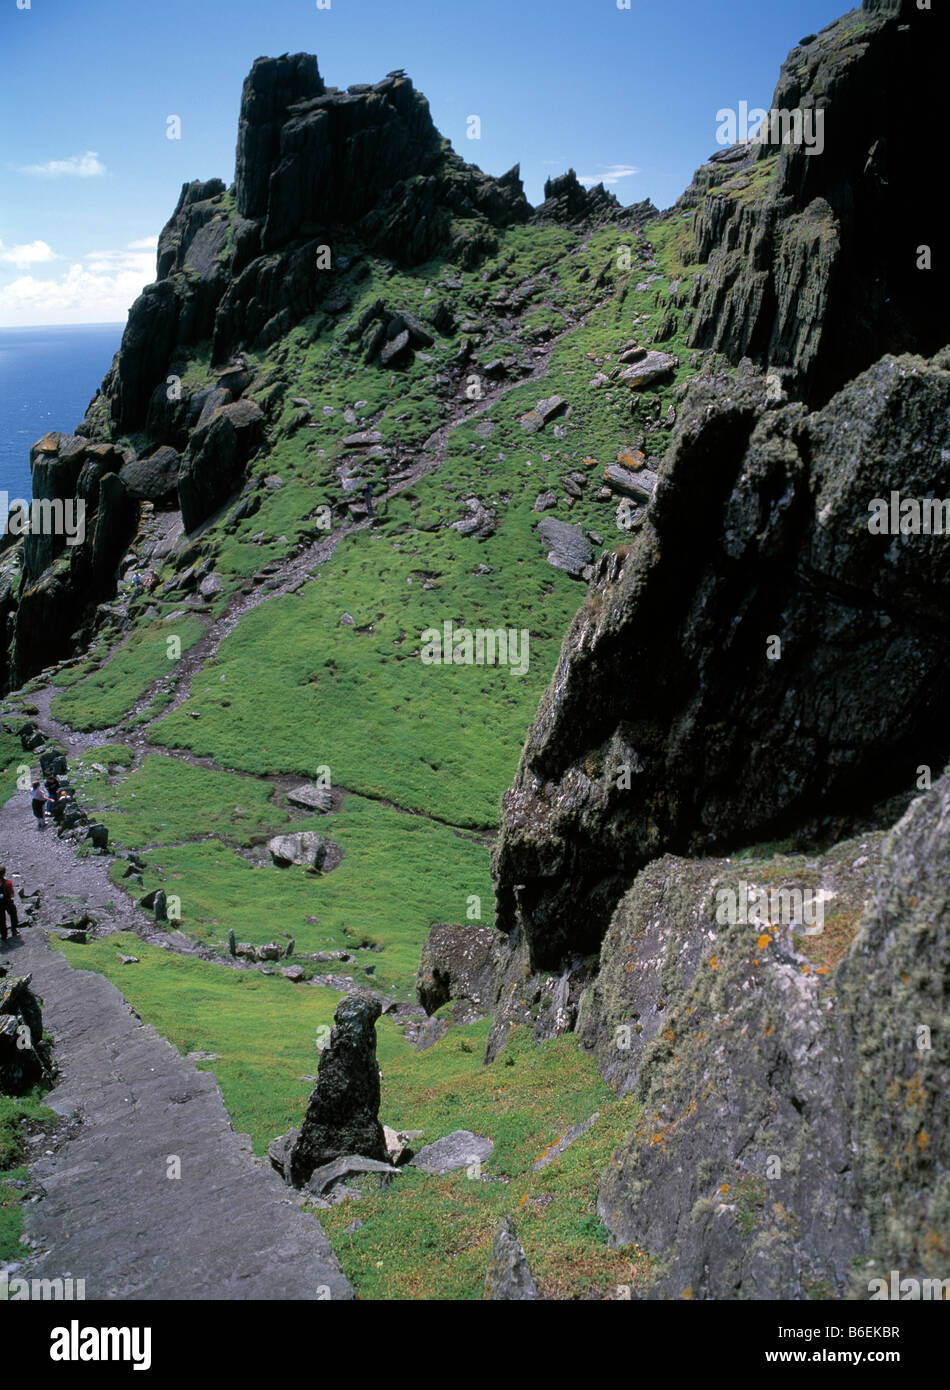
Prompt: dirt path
<box><xmin>0</xmin><ymin>790</ymin><xmax>354</xmax><ymax>1301</ymax></box>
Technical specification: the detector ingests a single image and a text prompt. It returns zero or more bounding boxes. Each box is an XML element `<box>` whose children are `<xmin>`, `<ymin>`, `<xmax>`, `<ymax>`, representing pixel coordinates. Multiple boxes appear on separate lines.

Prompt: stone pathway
<box><xmin>0</xmin><ymin>792</ymin><xmax>354</xmax><ymax>1301</ymax></box>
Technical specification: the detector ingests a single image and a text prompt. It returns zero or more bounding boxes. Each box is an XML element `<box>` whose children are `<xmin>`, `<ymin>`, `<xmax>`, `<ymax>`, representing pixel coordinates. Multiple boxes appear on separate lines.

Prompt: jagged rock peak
<box><xmin>533</xmin><ymin>168</ymin><xmax>656</xmax><ymax>229</ymax></box>
<box><xmin>235</xmin><ymin>54</ymin><xmax>326</xmax><ymax>219</ymax></box>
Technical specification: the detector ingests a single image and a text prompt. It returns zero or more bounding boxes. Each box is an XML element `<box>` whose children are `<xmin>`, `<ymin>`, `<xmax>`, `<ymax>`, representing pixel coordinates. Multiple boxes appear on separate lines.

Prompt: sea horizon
<box><xmin>0</xmin><ymin>321</ymin><xmax>126</xmax><ymax>501</ymax></box>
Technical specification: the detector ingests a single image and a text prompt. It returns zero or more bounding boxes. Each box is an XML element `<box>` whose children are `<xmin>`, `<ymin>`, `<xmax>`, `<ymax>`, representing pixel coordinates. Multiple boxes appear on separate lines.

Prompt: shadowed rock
<box><xmin>493</xmin><ymin>352</ymin><xmax>950</xmax><ymax>978</ymax></box>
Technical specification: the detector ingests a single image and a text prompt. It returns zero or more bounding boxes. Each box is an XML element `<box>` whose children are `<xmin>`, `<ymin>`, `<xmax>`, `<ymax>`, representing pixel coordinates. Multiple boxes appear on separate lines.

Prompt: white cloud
<box><xmin>0</xmin><ymin>239</ymin><xmax>60</xmax><ymax>269</ymax></box>
<box><xmin>0</xmin><ymin>239</ymin><xmax>156</xmax><ymax>326</ymax></box>
<box><xmin>127</xmin><ymin>236</ymin><xmax>159</xmax><ymax>251</ymax></box>
<box><xmin>18</xmin><ymin>151</ymin><xmax>106</xmax><ymax>178</ymax></box>
<box><xmin>577</xmin><ymin>164</ymin><xmax>641</xmax><ymax>188</ymax></box>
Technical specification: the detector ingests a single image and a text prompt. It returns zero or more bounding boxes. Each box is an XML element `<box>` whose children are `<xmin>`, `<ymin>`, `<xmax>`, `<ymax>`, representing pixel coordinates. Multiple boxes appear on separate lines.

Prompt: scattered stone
<box><xmin>484</xmin><ymin>1217</ymin><xmax>539</xmax><ymax>1301</ymax></box>
<box><xmin>409</xmin><ymin>1130</ymin><xmax>494</xmax><ymax>1176</ymax></box>
<box><xmin>533</xmin><ymin>490</ymin><xmax>557</xmax><ymax>513</ymax></box>
<box><xmin>287</xmin><ymin>784</ymin><xmax>333</xmax><ymax>812</ymax></box>
<box><xmin>520</xmin><ymin>395</ymin><xmax>568</xmax><ymax>433</ymax></box>
<box><xmin>535</xmin><ymin>517</ymin><xmax>593</xmax><ymax>579</ymax></box>
<box><xmin>603</xmin><ymin>464</ymin><xmax>658</xmax><ymax>503</ymax></box>
<box><xmin>305</xmin><ymin>1154</ymin><xmax>397</xmax><ymax>1196</ymax></box>
<box><xmin>117</xmin><ymin>954</ymin><xmax>140</xmax><ymax>965</ymax></box>
<box><xmin>532</xmin><ymin>1113</ymin><xmax>600</xmax><ymax>1170</ymax></box>
<box><xmin>342</xmin><ymin>430</ymin><xmax>383</xmax><ymax>449</ymax></box>
<box><xmin>281</xmin><ymin>965</ymin><xmax>306</xmax><ymax>982</ymax></box>
<box><xmin>452</xmin><ymin>497</ymin><xmax>497</xmax><ymax>539</ymax></box>
<box><xmin>616</xmin><ymin>350</ymin><xmax>678</xmax><ymax>389</ymax></box>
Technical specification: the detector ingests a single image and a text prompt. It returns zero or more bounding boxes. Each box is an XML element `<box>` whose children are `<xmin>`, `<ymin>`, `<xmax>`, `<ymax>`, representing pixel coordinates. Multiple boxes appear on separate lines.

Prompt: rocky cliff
<box><xmin>0</xmin><ymin>53</ymin><xmax>650</xmax><ymax>690</ymax></box>
<box><xmin>680</xmin><ymin>0</ymin><xmax>948</xmax><ymax>404</ymax></box>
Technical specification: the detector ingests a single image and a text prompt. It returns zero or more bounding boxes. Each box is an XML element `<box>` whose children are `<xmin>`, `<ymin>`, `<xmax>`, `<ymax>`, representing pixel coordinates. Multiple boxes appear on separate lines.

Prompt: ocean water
<box><xmin>0</xmin><ymin>323</ymin><xmax>124</xmax><ymax>501</ymax></box>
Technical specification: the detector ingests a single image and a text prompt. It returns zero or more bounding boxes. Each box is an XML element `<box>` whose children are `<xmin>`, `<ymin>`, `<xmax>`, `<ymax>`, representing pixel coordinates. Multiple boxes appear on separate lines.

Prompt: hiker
<box><xmin>31</xmin><ymin>781</ymin><xmax>47</xmax><ymax>829</ymax></box>
<box><xmin>364</xmin><ymin>481</ymin><xmax>375</xmax><ymax>517</ymax></box>
<box><xmin>0</xmin><ymin>867</ymin><xmax>19</xmax><ymax>940</ymax></box>
<box><xmin>45</xmin><ymin>773</ymin><xmax>60</xmax><ymax>797</ymax></box>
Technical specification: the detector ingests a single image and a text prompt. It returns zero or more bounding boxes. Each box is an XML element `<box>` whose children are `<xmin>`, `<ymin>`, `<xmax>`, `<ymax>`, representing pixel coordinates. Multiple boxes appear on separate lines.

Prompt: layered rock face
<box><xmin>682</xmin><ymin>0</ymin><xmax>948</xmax><ymax>403</ymax></box>
<box><xmin>6</xmin><ymin>432</ymin><xmax>139</xmax><ymax>688</ymax></box>
<box><xmin>581</xmin><ymin>768</ymin><xmax>950</xmax><ymax>1299</ymax></box>
<box><xmin>491</xmin><ymin>351</ymin><xmax>950</xmax><ymax>982</ymax></box>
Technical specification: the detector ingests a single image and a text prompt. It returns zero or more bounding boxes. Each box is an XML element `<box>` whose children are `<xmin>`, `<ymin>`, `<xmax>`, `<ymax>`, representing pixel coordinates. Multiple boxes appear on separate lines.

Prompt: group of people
<box><xmin>31</xmin><ymin>776</ymin><xmax>70</xmax><ymax>828</ymax></box>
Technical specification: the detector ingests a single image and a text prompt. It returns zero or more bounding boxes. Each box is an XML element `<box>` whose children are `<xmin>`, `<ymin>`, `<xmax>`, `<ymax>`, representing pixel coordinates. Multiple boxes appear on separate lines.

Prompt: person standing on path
<box><xmin>0</xmin><ymin>866</ymin><xmax>19</xmax><ymax>940</ymax></box>
<box><xmin>364</xmin><ymin>480</ymin><xmax>375</xmax><ymax>517</ymax></box>
<box><xmin>31</xmin><ymin>781</ymin><xmax>47</xmax><ymax>829</ymax></box>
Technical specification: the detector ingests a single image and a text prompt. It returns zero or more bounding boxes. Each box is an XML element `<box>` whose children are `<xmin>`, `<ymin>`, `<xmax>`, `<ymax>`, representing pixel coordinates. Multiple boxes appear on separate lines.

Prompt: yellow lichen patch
<box><xmin>757</xmin><ymin>933</ymin><xmax>772</xmax><ymax>949</ymax></box>
<box><xmin>708</xmin><ymin>957</ymin><xmax>721</xmax><ymax>970</ymax></box>
<box><xmin>917</xmin><ymin>1132</ymin><xmax>929</xmax><ymax>1150</ymax></box>
<box><xmin>662</xmin><ymin>1028</ymin><xmax>675</xmax><ymax>1043</ymax></box>
<box><xmin>719</xmin><ymin>1183</ymin><xmax>731</xmax><ymax>1195</ymax></box>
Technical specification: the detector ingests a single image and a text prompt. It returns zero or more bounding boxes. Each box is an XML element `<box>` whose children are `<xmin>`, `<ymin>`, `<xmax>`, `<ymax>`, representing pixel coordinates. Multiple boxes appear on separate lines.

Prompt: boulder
<box><xmin>484</xmin><ymin>1217</ymin><xmax>539</xmax><ymax>1300</ymax></box>
<box><xmin>119</xmin><ymin>447</ymin><xmax>181</xmax><ymax>505</ymax></box>
<box><xmin>178</xmin><ymin>399</ymin><xmax>265</xmax><ymax>533</ymax></box>
<box><xmin>615</xmin><ymin>350</ymin><xmax>678</xmax><ymax>389</ymax></box>
<box><xmin>416</xmin><ymin>922</ymin><xmax>501</xmax><ymax>1024</ymax></box>
<box><xmin>285</xmin><ymin>995</ymin><xmax>388</xmax><ymax>1187</ymax></box>
<box><xmin>287</xmin><ymin>784</ymin><xmax>333</xmax><ymax>812</ymax></box>
<box><xmin>520</xmin><ymin>395</ymin><xmax>568</xmax><ymax>433</ymax></box>
<box><xmin>409</xmin><ymin>1130</ymin><xmax>494</xmax><ymax>1176</ymax></box>
<box><xmin>0</xmin><ymin>974</ymin><xmax>52</xmax><ymax>1096</ymax></box>
<box><xmin>535</xmin><ymin>517</ymin><xmax>592</xmax><ymax>579</ymax></box>
<box><xmin>267</xmin><ymin>831</ymin><xmax>337</xmax><ymax>870</ymax></box>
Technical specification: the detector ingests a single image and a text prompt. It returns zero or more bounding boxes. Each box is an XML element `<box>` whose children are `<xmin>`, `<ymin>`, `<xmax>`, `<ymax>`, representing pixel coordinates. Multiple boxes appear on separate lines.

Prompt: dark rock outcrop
<box><xmin>491</xmin><ymin>352</ymin><xmax>950</xmax><ymax>978</ymax></box>
<box><xmin>284</xmin><ymin>994</ymin><xmax>387</xmax><ymax>1187</ymax></box>
<box><xmin>178</xmin><ymin>398</ymin><xmax>265</xmax><ymax>533</ymax></box>
<box><xmin>0</xmin><ymin>973</ymin><xmax>52</xmax><ymax>1096</ymax></box>
<box><xmin>119</xmin><ymin>445</ymin><xmax>180</xmax><ymax>504</ymax></box>
<box><xmin>532</xmin><ymin>169</ymin><xmax>656</xmax><ymax>232</ymax></box>
<box><xmin>681</xmin><ymin>0</ymin><xmax>949</xmax><ymax>403</ymax></box>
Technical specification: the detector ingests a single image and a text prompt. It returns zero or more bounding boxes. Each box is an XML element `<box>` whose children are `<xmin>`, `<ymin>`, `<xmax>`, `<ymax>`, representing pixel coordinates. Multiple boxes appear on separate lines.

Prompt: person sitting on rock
<box><xmin>44</xmin><ymin>774</ymin><xmax>60</xmax><ymax>798</ymax></box>
<box><xmin>31</xmin><ymin>781</ymin><xmax>47</xmax><ymax>829</ymax></box>
<box><xmin>0</xmin><ymin>867</ymin><xmax>19</xmax><ymax>940</ymax></box>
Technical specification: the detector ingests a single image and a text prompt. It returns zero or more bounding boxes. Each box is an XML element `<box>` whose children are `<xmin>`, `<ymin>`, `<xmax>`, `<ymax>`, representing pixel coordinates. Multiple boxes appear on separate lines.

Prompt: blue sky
<box><xmin>0</xmin><ymin>0</ymin><xmax>847</xmax><ymax>327</ymax></box>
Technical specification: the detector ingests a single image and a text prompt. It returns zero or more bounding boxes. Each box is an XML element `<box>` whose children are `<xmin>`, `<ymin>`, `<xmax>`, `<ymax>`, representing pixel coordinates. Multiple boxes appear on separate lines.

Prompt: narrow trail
<box><xmin>0</xmin><ymin>792</ymin><xmax>354</xmax><ymax>1300</ymax></box>
<box><xmin>0</xmin><ymin>269</ymin><xmax>611</xmax><ymax>1298</ymax></box>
